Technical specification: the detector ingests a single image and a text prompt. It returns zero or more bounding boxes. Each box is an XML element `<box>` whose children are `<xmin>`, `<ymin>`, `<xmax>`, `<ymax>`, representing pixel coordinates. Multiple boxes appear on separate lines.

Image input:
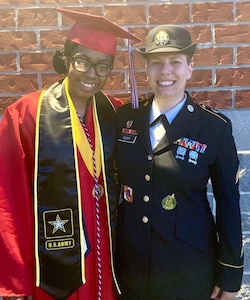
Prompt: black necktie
<box><xmin>150</xmin><ymin>114</ymin><xmax>171</xmax><ymax>155</ymax></box>
<box><xmin>150</xmin><ymin>114</ymin><xmax>169</xmax><ymax>129</ymax></box>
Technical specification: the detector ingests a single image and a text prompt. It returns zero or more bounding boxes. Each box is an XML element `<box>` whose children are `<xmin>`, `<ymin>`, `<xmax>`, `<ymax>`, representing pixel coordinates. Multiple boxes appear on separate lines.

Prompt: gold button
<box><xmin>142</xmin><ymin>216</ymin><xmax>149</xmax><ymax>223</ymax></box>
<box><xmin>145</xmin><ymin>174</ymin><xmax>151</xmax><ymax>181</ymax></box>
<box><xmin>147</xmin><ymin>155</ymin><xmax>153</xmax><ymax>161</ymax></box>
<box><xmin>143</xmin><ymin>195</ymin><xmax>150</xmax><ymax>202</ymax></box>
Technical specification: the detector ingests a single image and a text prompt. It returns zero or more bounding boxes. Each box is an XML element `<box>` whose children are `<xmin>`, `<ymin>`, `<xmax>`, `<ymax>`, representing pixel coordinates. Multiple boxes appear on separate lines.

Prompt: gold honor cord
<box><xmin>64</xmin><ymin>78</ymin><xmax>101</xmax><ymax>179</ymax></box>
<box><xmin>65</xmin><ymin>78</ymin><xmax>121</xmax><ymax>294</ymax></box>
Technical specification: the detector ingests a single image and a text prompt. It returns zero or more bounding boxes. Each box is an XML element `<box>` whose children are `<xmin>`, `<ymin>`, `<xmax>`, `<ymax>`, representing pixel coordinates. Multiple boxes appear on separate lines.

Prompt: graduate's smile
<box><xmin>79</xmin><ymin>80</ymin><xmax>97</xmax><ymax>90</ymax></box>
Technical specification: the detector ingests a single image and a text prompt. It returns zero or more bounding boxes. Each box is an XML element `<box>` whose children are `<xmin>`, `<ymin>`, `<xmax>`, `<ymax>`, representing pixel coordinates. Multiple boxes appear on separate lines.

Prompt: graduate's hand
<box><xmin>210</xmin><ymin>285</ymin><xmax>237</xmax><ymax>299</ymax></box>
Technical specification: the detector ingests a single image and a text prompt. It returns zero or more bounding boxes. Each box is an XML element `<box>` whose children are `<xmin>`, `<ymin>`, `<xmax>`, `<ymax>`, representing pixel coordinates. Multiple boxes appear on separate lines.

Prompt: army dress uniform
<box><xmin>115</xmin><ymin>93</ymin><xmax>243</xmax><ymax>300</ymax></box>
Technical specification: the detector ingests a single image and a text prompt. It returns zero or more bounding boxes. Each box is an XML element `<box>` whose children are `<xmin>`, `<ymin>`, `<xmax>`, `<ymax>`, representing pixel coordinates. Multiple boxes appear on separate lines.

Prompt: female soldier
<box><xmin>115</xmin><ymin>25</ymin><xmax>243</xmax><ymax>300</ymax></box>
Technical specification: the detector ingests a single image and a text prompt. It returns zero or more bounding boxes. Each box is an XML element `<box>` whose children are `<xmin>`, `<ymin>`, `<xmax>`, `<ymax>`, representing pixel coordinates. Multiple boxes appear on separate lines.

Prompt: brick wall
<box><xmin>0</xmin><ymin>0</ymin><xmax>250</xmax><ymax>113</ymax></box>
<box><xmin>0</xmin><ymin>1</ymin><xmax>249</xmax><ymax>299</ymax></box>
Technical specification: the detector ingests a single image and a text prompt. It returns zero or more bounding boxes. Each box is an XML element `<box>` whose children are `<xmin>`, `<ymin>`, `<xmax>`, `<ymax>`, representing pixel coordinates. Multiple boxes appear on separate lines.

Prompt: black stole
<box><xmin>34</xmin><ymin>80</ymin><xmax>117</xmax><ymax>299</ymax></box>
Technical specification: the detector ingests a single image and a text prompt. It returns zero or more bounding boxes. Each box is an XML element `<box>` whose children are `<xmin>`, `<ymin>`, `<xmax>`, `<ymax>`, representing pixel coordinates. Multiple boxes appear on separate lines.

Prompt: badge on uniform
<box><xmin>118</xmin><ymin>120</ymin><xmax>137</xmax><ymax>144</ymax></box>
<box><xmin>123</xmin><ymin>185</ymin><xmax>133</xmax><ymax>203</ymax></box>
<box><xmin>174</xmin><ymin>137</ymin><xmax>207</xmax><ymax>165</ymax></box>
<box><xmin>161</xmin><ymin>194</ymin><xmax>177</xmax><ymax>210</ymax></box>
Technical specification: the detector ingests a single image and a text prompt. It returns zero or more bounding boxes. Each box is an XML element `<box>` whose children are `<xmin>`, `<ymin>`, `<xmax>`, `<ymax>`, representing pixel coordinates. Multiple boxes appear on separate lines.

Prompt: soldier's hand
<box><xmin>211</xmin><ymin>285</ymin><xmax>237</xmax><ymax>300</ymax></box>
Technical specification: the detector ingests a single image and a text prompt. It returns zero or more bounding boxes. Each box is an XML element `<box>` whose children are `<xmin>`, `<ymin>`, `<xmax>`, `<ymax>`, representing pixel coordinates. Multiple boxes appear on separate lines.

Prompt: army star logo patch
<box><xmin>48</xmin><ymin>214</ymin><xmax>69</xmax><ymax>234</ymax></box>
<box><xmin>43</xmin><ymin>208</ymin><xmax>75</xmax><ymax>251</ymax></box>
<box><xmin>43</xmin><ymin>208</ymin><xmax>74</xmax><ymax>239</ymax></box>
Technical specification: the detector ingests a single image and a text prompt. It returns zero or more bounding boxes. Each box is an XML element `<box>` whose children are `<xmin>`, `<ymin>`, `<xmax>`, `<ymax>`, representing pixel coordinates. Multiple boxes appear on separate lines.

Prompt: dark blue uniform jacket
<box><xmin>115</xmin><ymin>93</ymin><xmax>244</xmax><ymax>300</ymax></box>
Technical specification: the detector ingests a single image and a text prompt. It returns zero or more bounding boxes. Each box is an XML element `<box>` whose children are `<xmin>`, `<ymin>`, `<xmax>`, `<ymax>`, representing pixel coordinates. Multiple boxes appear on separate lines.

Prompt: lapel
<box><xmin>133</xmin><ymin>97</ymin><xmax>153</xmax><ymax>154</ymax></box>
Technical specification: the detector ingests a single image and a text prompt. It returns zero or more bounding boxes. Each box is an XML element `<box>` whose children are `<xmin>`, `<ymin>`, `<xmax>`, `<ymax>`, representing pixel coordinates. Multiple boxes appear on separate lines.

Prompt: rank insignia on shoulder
<box><xmin>199</xmin><ymin>103</ymin><xmax>227</xmax><ymax>123</ymax></box>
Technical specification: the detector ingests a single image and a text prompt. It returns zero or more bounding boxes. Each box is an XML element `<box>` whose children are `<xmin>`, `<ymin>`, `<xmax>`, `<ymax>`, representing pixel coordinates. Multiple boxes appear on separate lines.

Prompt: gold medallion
<box><xmin>161</xmin><ymin>194</ymin><xmax>177</xmax><ymax>210</ymax></box>
<box><xmin>92</xmin><ymin>184</ymin><xmax>104</xmax><ymax>199</ymax></box>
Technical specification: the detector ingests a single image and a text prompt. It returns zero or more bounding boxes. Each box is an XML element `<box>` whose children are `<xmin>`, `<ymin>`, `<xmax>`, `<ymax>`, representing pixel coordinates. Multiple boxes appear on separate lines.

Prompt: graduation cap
<box><xmin>55</xmin><ymin>7</ymin><xmax>141</xmax><ymax>108</ymax></box>
<box><xmin>55</xmin><ymin>7</ymin><xmax>141</xmax><ymax>56</ymax></box>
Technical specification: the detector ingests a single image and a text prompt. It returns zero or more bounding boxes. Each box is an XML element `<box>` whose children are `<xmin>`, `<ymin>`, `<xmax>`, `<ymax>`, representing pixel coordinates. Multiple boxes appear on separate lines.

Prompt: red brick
<box><xmin>0</xmin><ymin>75</ymin><xmax>38</xmax><ymax>93</ymax></box>
<box><xmin>133</xmin><ymin>50</ymin><xmax>146</xmax><ymax>69</ymax></box>
<box><xmin>130</xmin><ymin>27</ymin><xmax>152</xmax><ymax>48</ymax></box>
<box><xmin>0</xmin><ymin>1</ymin><xmax>249</xmax><ymax>111</ymax></box>
<box><xmin>189</xmin><ymin>26</ymin><xmax>212</xmax><ymax>44</ymax></box>
<box><xmin>40</xmin><ymin>0</ymin><xmax>82</xmax><ymax>3</ymax></box>
<box><xmin>104</xmin><ymin>71</ymin><xmax>126</xmax><ymax>91</ymax></box>
<box><xmin>113</xmin><ymin>50</ymin><xmax>128</xmax><ymax>70</ymax></box>
<box><xmin>193</xmin><ymin>3</ymin><xmax>233</xmax><ymax>22</ymax></box>
<box><xmin>216</xmin><ymin>68</ymin><xmax>250</xmax><ymax>87</ymax></box>
<box><xmin>18</xmin><ymin>8</ymin><xmax>57</xmax><ymax>27</ymax></box>
<box><xmin>0</xmin><ymin>9</ymin><xmax>15</xmax><ymax>28</ymax></box>
<box><xmin>60</xmin><ymin>7</ymin><xmax>102</xmax><ymax>26</ymax></box>
<box><xmin>114</xmin><ymin>50</ymin><xmax>145</xmax><ymax>70</ymax></box>
<box><xmin>215</xmin><ymin>25</ymin><xmax>250</xmax><ymax>43</ymax></box>
<box><xmin>236</xmin><ymin>2</ymin><xmax>250</xmax><ymax>21</ymax></box>
<box><xmin>127</xmin><ymin>27</ymin><xmax>145</xmax><ymax>47</ymax></box>
<box><xmin>105</xmin><ymin>5</ymin><xmax>146</xmax><ymax>25</ymax></box>
<box><xmin>235</xmin><ymin>90</ymin><xmax>250</xmax><ymax>108</ymax></box>
<box><xmin>0</xmin><ymin>31</ymin><xmax>37</xmax><ymax>50</ymax></box>
<box><xmin>0</xmin><ymin>97</ymin><xmax>18</xmax><ymax>114</ymax></box>
<box><xmin>191</xmin><ymin>91</ymin><xmax>233</xmax><ymax>109</ymax></box>
<box><xmin>40</xmin><ymin>30</ymin><xmax>67</xmax><ymax>49</ymax></box>
<box><xmin>0</xmin><ymin>0</ymin><xmax>35</xmax><ymax>4</ymax></box>
<box><xmin>188</xmin><ymin>70</ymin><xmax>212</xmax><ymax>88</ymax></box>
<box><xmin>135</xmin><ymin>71</ymin><xmax>148</xmax><ymax>90</ymax></box>
<box><xmin>237</xmin><ymin>46</ymin><xmax>250</xmax><ymax>65</ymax></box>
<box><xmin>194</xmin><ymin>47</ymin><xmax>233</xmax><ymax>66</ymax></box>
<box><xmin>149</xmin><ymin>4</ymin><xmax>190</xmax><ymax>24</ymax></box>
<box><xmin>41</xmin><ymin>73</ymin><xmax>65</xmax><ymax>89</ymax></box>
<box><xmin>0</xmin><ymin>53</ymin><xmax>17</xmax><ymax>71</ymax></box>
<box><xmin>20</xmin><ymin>52</ymin><xmax>53</xmax><ymax>71</ymax></box>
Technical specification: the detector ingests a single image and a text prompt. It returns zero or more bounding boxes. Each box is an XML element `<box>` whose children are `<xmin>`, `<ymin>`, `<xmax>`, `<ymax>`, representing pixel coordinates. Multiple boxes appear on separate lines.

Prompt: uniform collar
<box><xmin>150</xmin><ymin>93</ymin><xmax>187</xmax><ymax>125</ymax></box>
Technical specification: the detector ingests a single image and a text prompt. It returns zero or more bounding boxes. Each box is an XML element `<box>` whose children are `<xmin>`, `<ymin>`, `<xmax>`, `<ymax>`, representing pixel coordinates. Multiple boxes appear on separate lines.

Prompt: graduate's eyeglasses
<box><xmin>70</xmin><ymin>56</ymin><xmax>113</xmax><ymax>77</ymax></box>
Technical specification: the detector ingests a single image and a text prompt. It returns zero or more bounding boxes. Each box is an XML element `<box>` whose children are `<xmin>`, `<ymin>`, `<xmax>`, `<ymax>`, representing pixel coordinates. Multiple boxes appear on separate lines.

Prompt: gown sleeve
<box><xmin>0</xmin><ymin>94</ymin><xmax>39</xmax><ymax>296</ymax></box>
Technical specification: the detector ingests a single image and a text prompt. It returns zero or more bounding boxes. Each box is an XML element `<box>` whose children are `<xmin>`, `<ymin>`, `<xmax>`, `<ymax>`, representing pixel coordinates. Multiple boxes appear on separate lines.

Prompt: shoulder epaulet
<box><xmin>199</xmin><ymin>103</ymin><xmax>228</xmax><ymax>123</ymax></box>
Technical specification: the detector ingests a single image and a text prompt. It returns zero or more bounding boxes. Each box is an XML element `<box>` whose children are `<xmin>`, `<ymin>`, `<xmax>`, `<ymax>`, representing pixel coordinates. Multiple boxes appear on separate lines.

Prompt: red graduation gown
<box><xmin>0</xmin><ymin>90</ymin><xmax>121</xmax><ymax>299</ymax></box>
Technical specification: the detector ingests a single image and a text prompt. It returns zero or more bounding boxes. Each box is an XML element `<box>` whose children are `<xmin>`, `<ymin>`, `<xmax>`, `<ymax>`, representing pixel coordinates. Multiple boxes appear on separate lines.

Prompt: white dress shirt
<box><xmin>150</xmin><ymin>95</ymin><xmax>186</xmax><ymax>149</ymax></box>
